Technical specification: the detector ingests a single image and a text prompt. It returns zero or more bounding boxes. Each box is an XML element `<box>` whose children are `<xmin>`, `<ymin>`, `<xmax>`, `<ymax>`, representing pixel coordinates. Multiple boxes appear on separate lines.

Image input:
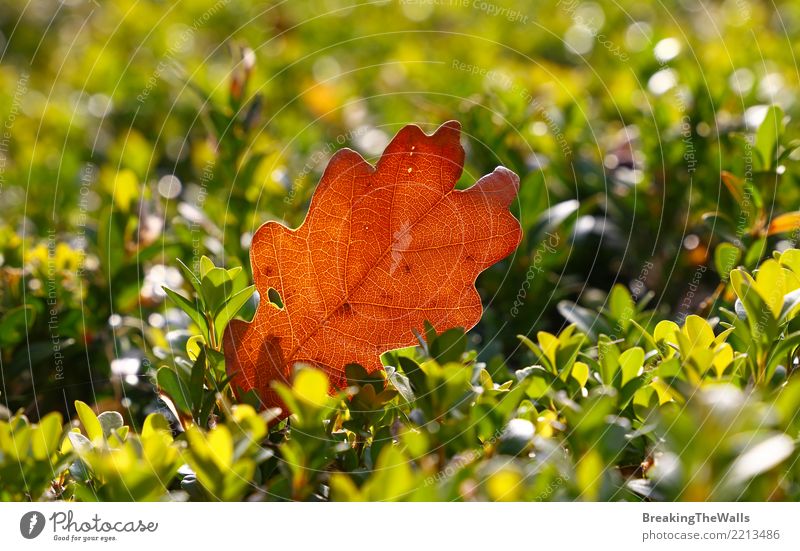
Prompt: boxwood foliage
<box><xmin>3</xmin><ymin>250</ymin><xmax>800</xmax><ymax>502</ymax></box>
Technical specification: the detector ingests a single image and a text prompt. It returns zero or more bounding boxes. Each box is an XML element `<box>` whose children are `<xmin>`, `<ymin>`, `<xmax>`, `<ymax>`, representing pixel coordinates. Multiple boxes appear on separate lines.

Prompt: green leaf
<box><xmin>571</xmin><ymin>361</ymin><xmax>590</xmax><ymax>388</ymax></box>
<box><xmin>176</xmin><ymin>258</ymin><xmax>205</xmax><ymax>309</ymax></box>
<box><xmin>97</xmin><ymin>411</ymin><xmax>124</xmax><ymax>438</ymax></box>
<box><xmin>727</xmin><ymin>432</ymin><xmax>793</xmax><ymax>485</ymax></box>
<box><xmin>163</xmin><ymin>286</ymin><xmax>208</xmax><ymax>335</ymax></box>
<box><xmin>629</xmin><ymin>319</ymin><xmax>658</xmax><ymax>353</ymax></box>
<box><xmin>385</xmin><ymin>366</ymin><xmax>415</xmax><ymax>403</ymax></box>
<box><xmin>755</xmin><ymin>105</ymin><xmax>784</xmax><ymax>170</ymax></box>
<box><xmin>67</xmin><ymin>431</ymin><xmax>92</xmax><ymax>455</ymax></box>
<box><xmin>555</xmin><ymin>333</ymin><xmax>586</xmax><ymax>379</ymax></box>
<box><xmin>564</xmin><ymin>388</ymin><xmax>615</xmax><ymax>434</ymax></box>
<box><xmin>779</xmin><ymin>288</ymin><xmax>800</xmax><ymax>325</ymax></box>
<box><xmin>364</xmin><ymin>445</ymin><xmax>415</xmax><ymax>501</ymax></box>
<box><xmin>75</xmin><ymin>400</ymin><xmax>102</xmax><ymax>442</ymax></box>
<box><xmin>189</xmin><ymin>348</ymin><xmax>206</xmax><ymax>412</ymax></box>
<box><xmin>214</xmin><ymin>285</ymin><xmax>256</xmax><ymax>339</ymax></box>
<box><xmin>429</xmin><ymin>327</ymin><xmax>467</xmax><ymax>364</ymax></box>
<box><xmin>683</xmin><ymin>315</ymin><xmax>715</xmax><ymax>350</ymax></box>
<box><xmin>517</xmin><ymin>334</ymin><xmax>553</xmax><ymax>373</ymax></box>
<box><xmin>576</xmin><ymin>450</ymin><xmax>604</xmax><ymax>500</ymax></box>
<box><xmin>398</xmin><ymin>356</ymin><xmax>427</xmax><ymax>395</ymax></box>
<box><xmin>608</xmin><ymin>284</ymin><xmax>634</xmax><ymax>331</ymax></box>
<box><xmin>329</xmin><ymin>473</ymin><xmax>364</xmax><ymax>501</ymax></box>
<box><xmin>557</xmin><ymin>300</ymin><xmax>609</xmax><ymax>339</ymax></box>
<box><xmin>654</xmin><ymin>320</ymin><xmax>679</xmax><ymax>343</ymax></box>
<box><xmin>730</xmin><ymin>268</ymin><xmax>777</xmax><ymax>340</ymax></box>
<box><xmin>222</xmin><ymin>458</ymin><xmax>256</xmax><ymax>501</ymax></box>
<box><xmin>199</xmin><ymin>256</ymin><xmax>215</xmax><ymax>278</ymax></box>
<box><xmin>142</xmin><ymin>413</ymin><xmax>171</xmax><ymax>438</ymax></box>
<box><xmin>744</xmin><ymin>237</ymin><xmax>767</xmax><ymax>268</ymax></box>
<box><xmin>206</xmin><ymin>426</ymin><xmax>233</xmax><ymax>470</ymax></box>
<box><xmin>537</xmin><ymin>331</ymin><xmax>559</xmax><ymax>371</ymax></box>
<box><xmin>619</xmin><ymin>347</ymin><xmax>644</xmax><ymax>387</ymax></box>
<box><xmin>157</xmin><ymin>367</ymin><xmax>192</xmax><ymax>414</ymax></box>
<box><xmin>714</xmin><ymin>243</ymin><xmax>741</xmax><ymax>281</ymax></box>
<box><xmin>200</xmin><ymin>266</ymin><xmax>237</xmax><ymax>314</ymax></box>
<box><xmin>778</xmin><ymin>139</ymin><xmax>800</xmax><ymax>164</ymax></box>
<box><xmin>293</xmin><ymin>369</ymin><xmax>330</xmax><ymax>409</ymax></box>
<box><xmin>597</xmin><ymin>335</ymin><xmax>621</xmax><ymax>385</ymax></box>
<box><xmin>345</xmin><ymin>363</ymin><xmax>369</xmax><ymax>386</ymax></box>
<box><xmin>31</xmin><ymin>412</ymin><xmax>63</xmax><ymax>460</ymax></box>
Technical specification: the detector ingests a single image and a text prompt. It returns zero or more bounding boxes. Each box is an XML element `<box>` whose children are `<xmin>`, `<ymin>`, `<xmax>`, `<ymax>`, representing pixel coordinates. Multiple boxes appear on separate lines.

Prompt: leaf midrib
<box><xmin>284</xmin><ymin>168</ymin><xmax>457</xmax><ymax>365</ymax></box>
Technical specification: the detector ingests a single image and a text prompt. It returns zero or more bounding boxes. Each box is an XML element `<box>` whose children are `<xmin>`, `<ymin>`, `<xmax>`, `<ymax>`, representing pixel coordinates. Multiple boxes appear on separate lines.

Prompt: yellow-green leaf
<box><xmin>293</xmin><ymin>368</ymin><xmax>330</xmax><ymax>409</ymax></box>
<box><xmin>75</xmin><ymin>400</ymin><xmax>103</xmax><ymax>442</ymax></box>
<box><xmin>571</xmin><ymin>361</ymin><xmax>590</xmax><ymax>388</ymax></box>
<box><xmin>537</xmin><ymin>331</ymin><xmax>559</xmax><ymax>369</ymax></box>
<box><xmin>619</xmin><ymin>347</ymin><xmax>644</xmax><ymax>386</ymax></box>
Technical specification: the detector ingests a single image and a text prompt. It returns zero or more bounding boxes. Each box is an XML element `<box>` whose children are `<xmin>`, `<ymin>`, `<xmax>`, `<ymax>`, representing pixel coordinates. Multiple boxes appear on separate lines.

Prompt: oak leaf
<box><xmin>223</xmin><ymin>121</ymin><xmax>522</xmax><ymax>410</ymax></box>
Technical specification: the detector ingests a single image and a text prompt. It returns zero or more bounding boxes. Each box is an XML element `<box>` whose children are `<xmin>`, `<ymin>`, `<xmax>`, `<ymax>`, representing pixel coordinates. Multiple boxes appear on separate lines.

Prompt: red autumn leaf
<box><xmin>223</xmin><ymin>120</ymin><xmax>522</xmax><ymax>410</ymax></box>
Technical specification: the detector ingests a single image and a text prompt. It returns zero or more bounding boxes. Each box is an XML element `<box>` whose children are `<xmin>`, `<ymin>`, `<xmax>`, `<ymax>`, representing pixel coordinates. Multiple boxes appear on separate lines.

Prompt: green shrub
<box><xmin>3</xmin><ymin>0</ymin><xmax>800</xmax><ymax>502</ymax></box>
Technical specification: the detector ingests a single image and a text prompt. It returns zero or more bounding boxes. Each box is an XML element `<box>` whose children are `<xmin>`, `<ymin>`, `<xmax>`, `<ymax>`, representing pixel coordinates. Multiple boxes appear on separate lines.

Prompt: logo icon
<box><xmin>20</xmin><ymin>511</ymin><xmax>45</xmax><ymax>539</ymax></box>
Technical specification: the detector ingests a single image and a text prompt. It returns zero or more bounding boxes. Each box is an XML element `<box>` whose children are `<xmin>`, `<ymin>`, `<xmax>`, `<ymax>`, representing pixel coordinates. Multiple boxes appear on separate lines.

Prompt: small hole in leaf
<box><xmin>267</xmin><ymin>287</ymin><xmax>284</xmax><ymax>309</ymax></box>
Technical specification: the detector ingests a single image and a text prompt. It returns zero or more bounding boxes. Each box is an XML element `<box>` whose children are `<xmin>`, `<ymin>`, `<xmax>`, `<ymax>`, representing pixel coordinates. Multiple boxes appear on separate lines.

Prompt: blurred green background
<box><xmin>2</xmin><ymin>0</ymin><xmax>800</xmax><ymax>420</ymax></box>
